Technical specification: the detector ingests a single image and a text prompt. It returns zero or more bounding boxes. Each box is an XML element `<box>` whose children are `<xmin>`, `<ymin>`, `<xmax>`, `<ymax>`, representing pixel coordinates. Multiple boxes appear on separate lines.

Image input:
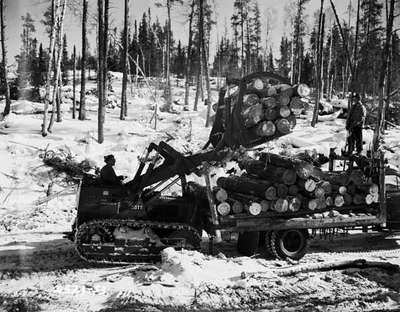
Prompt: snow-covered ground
<box><xmin>0</xmin><ymin>76</ymin><xmax>400</xmax><ymax>311</ymax></box>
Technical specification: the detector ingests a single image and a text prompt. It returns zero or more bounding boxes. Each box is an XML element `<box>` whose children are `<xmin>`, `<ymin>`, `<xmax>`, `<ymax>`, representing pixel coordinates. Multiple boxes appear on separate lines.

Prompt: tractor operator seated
<box><xmin>100</xmin><ymin>154</ymin><xmax>125</xmax><ymax>186</ymax></box>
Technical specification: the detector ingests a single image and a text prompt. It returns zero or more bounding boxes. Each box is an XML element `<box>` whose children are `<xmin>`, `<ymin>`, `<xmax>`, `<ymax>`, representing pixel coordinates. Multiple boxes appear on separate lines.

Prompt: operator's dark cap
<box><xmin>104</xmin><ymin>154</ymin><xmax>115</xmax><ymax>162</ymax></box>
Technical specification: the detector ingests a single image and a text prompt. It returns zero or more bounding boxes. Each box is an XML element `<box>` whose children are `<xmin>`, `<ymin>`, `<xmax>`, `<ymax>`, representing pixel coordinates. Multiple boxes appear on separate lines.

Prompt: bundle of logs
<box><xmin>239</xmin><ymin>84</ymin><xmax>307</xmax><ymax>138</ymax></box>
<box><xmin>214</xmin><ymin>153</ymin><xmax>379</xmax><ymax>217</ymax></box>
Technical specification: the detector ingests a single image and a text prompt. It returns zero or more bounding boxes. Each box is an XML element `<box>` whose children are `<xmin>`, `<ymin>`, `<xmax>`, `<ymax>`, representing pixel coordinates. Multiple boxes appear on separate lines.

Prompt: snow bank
<box><xmin>158</xmin><ymin>247</ymin><xmax>277</xmax><ymax>288</ymax></box>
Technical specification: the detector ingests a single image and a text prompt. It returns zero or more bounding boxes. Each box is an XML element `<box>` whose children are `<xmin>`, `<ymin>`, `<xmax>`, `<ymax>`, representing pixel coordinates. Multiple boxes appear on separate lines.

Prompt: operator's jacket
<box><xmin>100</xmin><ymin>164</ymin><xmax>122</xmax><ymax>186</ymax></box>
<box><xmin>346</xmin><ymin>101</ymin><xmax>366</xmax><ymax>129</ymax></box>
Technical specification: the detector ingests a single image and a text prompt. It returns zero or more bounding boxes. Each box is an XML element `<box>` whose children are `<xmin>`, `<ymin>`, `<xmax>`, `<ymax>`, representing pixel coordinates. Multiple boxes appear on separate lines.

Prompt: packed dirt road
<box><xmin>1</xmin><ymin>230</ymin><xmax>400</xmax><ymax>312</ymax></box>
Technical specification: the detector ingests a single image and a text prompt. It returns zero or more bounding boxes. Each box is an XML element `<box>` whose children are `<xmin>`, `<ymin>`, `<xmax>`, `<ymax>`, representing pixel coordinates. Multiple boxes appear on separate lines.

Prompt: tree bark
<box><xmin>97</xmin><ymin>0</ymin><xmax>104</xmax><ymax>143</ymax></box>
<box><xmin>120</xmin><ymin>0</ymin><xmax>129</xmax><ymax>120</ymax></box>
<box><xmin>72</xmin><ymin>45</ymin><xmax>76</xmax><ymax>119</ymax></box>
<box><xmin>199</xmin><ymin>0</ymin><xmax>212</xmax><ymax>127</ymax></box>
<box><xmin>184</xmin><ymin>0</ymin><xmax>195</xmax><ymax>110</ymax></box>
<box><xmin>373</xmin><ymin>0</ymin><xmax>395</xmax><ymax>151</ymax></box>
<box><xmin>48</xmin><ymin>0</ymin><xmax>67</xmax><ymax>133</ymax></box>
<box><xmin>0</xmin><ymin>0</ymin><xmax>10</xmax><ymax>117</ymax></box>
<box><xmin>311</xmin><ymin>0</ymin><xmax>324</xmax><ymax>127</ymax></box>
<box><xmin>163</xmin><ymin>0</ymin><xmax>172</xmax><ymax>111</ymax></box>
<box><xmin>79</xmin><ymin>0</ymin><xmax>88</xmax><ymax>120</ymax></box>
<box><xmin>42</xmin><ymin>0</ymin><xmax>60</xmax><ymax>136</ymax></box>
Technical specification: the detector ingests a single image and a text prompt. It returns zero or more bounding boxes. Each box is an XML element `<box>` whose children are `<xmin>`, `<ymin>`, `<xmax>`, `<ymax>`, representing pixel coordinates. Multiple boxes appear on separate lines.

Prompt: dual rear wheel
<box><xmin>237</xmin><ymin>229</ymin><xmax>309</xmax><ymax>260</ymax></box>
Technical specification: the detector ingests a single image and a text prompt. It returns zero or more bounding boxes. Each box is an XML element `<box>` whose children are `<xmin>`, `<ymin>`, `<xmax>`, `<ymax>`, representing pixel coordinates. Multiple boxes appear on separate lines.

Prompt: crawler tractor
<box><xmin>70</xmin><ymin>72</ymin><xmax>310</xmax><ymax>263</ymax></box>
<box><xmin>69</xmin><ymin>71</ymin><xmax>400</xmax><ymax>263</ymax></box>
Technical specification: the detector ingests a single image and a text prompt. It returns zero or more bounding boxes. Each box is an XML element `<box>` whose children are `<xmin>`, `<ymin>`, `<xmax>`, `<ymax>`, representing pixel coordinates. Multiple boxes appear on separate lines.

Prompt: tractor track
<box><xmin>75</xmin><ymin>219</ymin><xmax>202</xmax><ymax>265</ymax></box>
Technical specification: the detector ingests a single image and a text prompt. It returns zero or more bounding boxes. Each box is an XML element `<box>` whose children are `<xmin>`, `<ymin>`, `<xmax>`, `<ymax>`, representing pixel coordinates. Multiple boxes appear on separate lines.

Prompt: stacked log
<box><xmin>214</xmin><ymin>153</ymin><xmax>380</xmax><ymax>217</ymax></box>
<box><xmin>239</xmin><ymin>84</ymin><xmax>308</xmax><ymax>140</ymax></box>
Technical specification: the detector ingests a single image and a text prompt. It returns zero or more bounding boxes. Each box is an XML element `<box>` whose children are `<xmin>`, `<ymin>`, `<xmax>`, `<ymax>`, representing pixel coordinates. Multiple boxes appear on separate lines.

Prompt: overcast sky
<box><xmin>5</xmin><ymin>0</ymin><xmax>351</xmax><ymax>65</ymax></box>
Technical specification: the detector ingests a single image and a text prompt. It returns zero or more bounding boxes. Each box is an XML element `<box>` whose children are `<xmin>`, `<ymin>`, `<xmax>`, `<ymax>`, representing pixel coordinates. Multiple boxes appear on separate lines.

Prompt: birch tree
<box><xmin>0</xmin><ymin>0</ymin><xmax>10</xmax><ymax>117</ymax></box>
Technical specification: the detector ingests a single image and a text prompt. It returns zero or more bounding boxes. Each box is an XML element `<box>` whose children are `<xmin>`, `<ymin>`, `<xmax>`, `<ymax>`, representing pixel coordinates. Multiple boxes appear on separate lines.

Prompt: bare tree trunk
<box><xmin>56</xmin><ymin>74</ymin><xmax>62</xmax><ymax>122</ymax></box>
<box><xmin>48</xmin><ymin>0</ymin><xmax>67</xmax><ymax>133</ymax></box>
<box><xmin>240</xmin><ymin>5</ymin><xmax>244</xmax><ymax>76</ymax></box>
<box><xmin>41</xmin><ymin>0</ymin><xmax>59</xmax><ymax>136</ymax></box>
<box><xmin>373</xmin><ymin>0</ymin><xmax>395</xmax><ymax>151</ymax></box>
<box><xmin>327</xmin><ymin>25</ymin><xmax>333</xmax><ymax>101</ymax></box>
<box><xmin>0</xmin><ymin>0</ymin><xmax>10</xmax><ymax>117</ymax></box>
<box><xmin>311</xmin><ymin>0</ymin><xmax>324</xmax><ymax>127</ymax></box>
<box><xmin>79</xmin><ymin>0</ymin><xmax>88</xmax><ymax>120</ymax></box>
<box><xmin>72</xmin><ymin>45</ymin><xmax>76</xmax><ymax>119</ymax></box>
<box><xmin>120</xmin><ymin>0</ymin><xmax>129</xmax><ymax>120</ymax></box>
<box><xmin>352</xmin><ymin>0</ymin><xmax>360</xmax><ymax>89</ymax></box>
<box><xmin>199</xmin><ymin>0</ymin><xmax>212</xmax><ymax>127</ymax></box>
<box><xmin>194</xmin><ymin>66</ymin><xmax>200</xmax><ymax>111</ymax></box>
<box><xmin>163</xmin><ymin>0</ymin><xmax>172</xmax><ymax>111</ymax></box>
<box><xmin>184</xmin><ymin>0</ymin><xmax>195</xmax><ymax>110</ymax></box>
<box><xmin>290</xmin><ymin>39</ymin><xmax>294</xmax><ymax>84</ymax></box>
<box><xmin>98</xmin><ymin>0</ymin><xmax>104</xmax><ymax>143</ymax></box>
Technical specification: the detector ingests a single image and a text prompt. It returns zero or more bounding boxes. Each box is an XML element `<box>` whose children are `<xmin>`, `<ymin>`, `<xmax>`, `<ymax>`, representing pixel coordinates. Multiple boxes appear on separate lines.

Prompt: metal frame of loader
<box><xmin>205</xmin><ymin>151</ymin><xmax>388</xmax><ymax>259</ymax></box>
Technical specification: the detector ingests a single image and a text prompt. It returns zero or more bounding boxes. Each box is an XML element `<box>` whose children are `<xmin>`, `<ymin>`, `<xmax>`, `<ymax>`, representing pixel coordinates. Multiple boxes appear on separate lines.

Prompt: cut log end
<box><xmin>274</xmin><ymin>198</ymin><xmax>289</xmax><ymax>213</ymax></box>
<box><xmin>232</xmin><ymin>201</ymin><xmax>244</xmax><ymax>214</ymax></box>
<box><xmin>217</xmin><ymin>202</ymin><xmax>231</xmax><ymax>216</ymax></box>
<box><xmin>215</xmin><ymin>188</ymin><xmax>228</xmax><ymax>202</ymax></box>
<box><xmin>248</xmin><ymin>202</ymin><xmax>262</xmax><ymax>216</ymax></box>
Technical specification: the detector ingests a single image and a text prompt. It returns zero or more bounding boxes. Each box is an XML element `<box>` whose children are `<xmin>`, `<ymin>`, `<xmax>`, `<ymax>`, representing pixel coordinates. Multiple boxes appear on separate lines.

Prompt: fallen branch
<box><xmin>275</xmin><ymin>259</ymin><xmax>399</xmax><ymax>276</ymax></box>
<box><xmin>34</xmin><ymin>187</ymin><xmax>76</xmax><ymax>206</ymax></box>
<box><xmin>0</xmin><ymin>171</ymin><xmax>18</xmax><ymax>180</ymax></box>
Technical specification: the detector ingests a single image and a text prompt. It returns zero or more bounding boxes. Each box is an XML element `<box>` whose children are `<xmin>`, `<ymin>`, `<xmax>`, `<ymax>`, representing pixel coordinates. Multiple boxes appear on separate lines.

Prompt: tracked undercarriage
<box><xmin>75</xmin><ymin>219</ymin><xmax>202</xmax><ymax>264</ymax></box>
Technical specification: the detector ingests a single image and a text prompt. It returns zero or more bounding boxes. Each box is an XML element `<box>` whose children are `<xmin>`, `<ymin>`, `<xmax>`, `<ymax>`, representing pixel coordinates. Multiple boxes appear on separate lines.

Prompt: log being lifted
<box><xmin>276</xmin><ymin>118</ymin><xmax>291</xmax><ymax>134</ymax></box>
<box><xmin>279</xmin><ymin>106</ymin><xmax>291</xmax><ymax>118</ymax></box>
<box><xmin>256</xmin><ymin>120</ymin><xmax>276</xmax><ymax>137</ymax></box>
<box><xmin>276</xmin><ymin>183</ymin><xmax>288</xmax><ymax>198</ymax></box>
<box><xmin>265</xmin><ymin>107</ymin><xmax>278</xmax><ymax>120</ymax></box>
<box><xmin>289</xmin><ymin>97</ymin><xmax>305</xmax><ymax>116</ymax></box>
<box><xmin>243</xmin><ymin>94</ymin><xmax>259</xmax><ymax>107</ymax></box>
<box><xmin>241</xmin><ymin>103</ymin><xmax>263</xmax><ymax>127</ymax></box>
<box><xmin>217</xmin><ymin>175</ymin><xmax>272</xmax><ymax>199</ymax></box>
<box><xmin>288</xmin><ymin>184</ymin><xmax>299</xmax><ymax>196</ymax></box>
<box><xmin>261</xmin><ymin>97</ymin><xmax>277</xmax><ymax>108</ymax></box>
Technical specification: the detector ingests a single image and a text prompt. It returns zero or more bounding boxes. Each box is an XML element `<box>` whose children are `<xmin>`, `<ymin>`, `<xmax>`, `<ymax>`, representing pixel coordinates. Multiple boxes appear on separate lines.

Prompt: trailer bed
<box><xmin>217</xmin><ymin>212</ymin><xmax>383</xmax><ymax>232</ymax></box>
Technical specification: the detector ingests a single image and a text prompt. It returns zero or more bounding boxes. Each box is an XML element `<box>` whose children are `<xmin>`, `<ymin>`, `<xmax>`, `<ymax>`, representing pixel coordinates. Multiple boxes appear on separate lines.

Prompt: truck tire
<box><xmin>237</xmin><ymin>231</ymin><xmax>260</xmax><ymax>256</ymax></box>
<box><xmin>270</xmin><ymin>229</ymin><xmax>309</xmax><ymax>260</ymax></box>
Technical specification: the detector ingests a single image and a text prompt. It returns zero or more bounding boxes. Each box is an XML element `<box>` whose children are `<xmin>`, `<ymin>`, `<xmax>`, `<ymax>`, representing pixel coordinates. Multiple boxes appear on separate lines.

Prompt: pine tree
<box><xmin>277</xmin><ymin>36</ymin><xmax>291</xmax><ymax>78</ymax></box>
<box><xmin>357</xmin><ymin>0</ymin><xmax>383</xmax><ymax>95</ymax></box>
<box><xmin>231</xmin><ymin>0</ymin><xmax>251</xmax><ymax>76</ymax></box>
<box><xmin>120</xmin><ymin>0</ymin><xmax>129</xmax><ymax>120</ymax></box>
<box><xmin>250</xmin><ymin>1</ymin><xmax>262</xmax><ymax>71</ymax></box>
<box><xmin>266</xmin><ymin>48</ymin><xmax>274</xmax><ymax>71</ymax></box>
<box><xmin>79</xmin><ymin>0</ymin><xmax>88</xmax><ymax>120</ymax></box>
<box><xmin>32</xmin><ymin>43</ymin><xmax>46</xmax><ymax>87</ymax></box>
<box><xmin>17</xmin><ymin>13</ymin><xmax>36</xmax><ymax>88</ymax></box>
